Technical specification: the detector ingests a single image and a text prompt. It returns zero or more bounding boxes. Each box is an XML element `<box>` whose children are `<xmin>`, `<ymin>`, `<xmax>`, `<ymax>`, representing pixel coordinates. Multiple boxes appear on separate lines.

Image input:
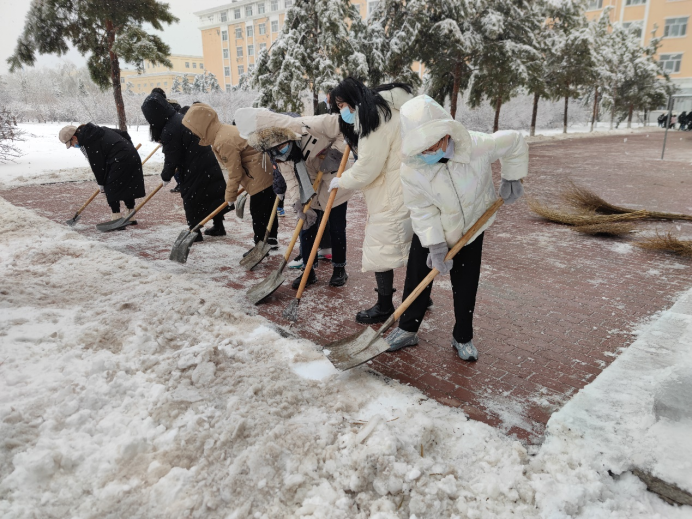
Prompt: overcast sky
<box><xmin>0</xmin><ymin>0</ymin><xmax>224</xmax><ymax>74</ymax></box>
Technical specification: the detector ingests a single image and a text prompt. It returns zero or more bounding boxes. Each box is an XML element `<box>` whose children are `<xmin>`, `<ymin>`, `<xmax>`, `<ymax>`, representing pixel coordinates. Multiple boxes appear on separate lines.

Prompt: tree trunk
<box><xmin>493</xmin><ymin>97</ymin><xmax>502</xmax><ymax>133</ymax></box>
<box><xmin>450</xmin><ymin>60</ymin><xmax>462</xmax><ymax>119</ymax></box>
<box><xmin>106</xmin><ymin>20</ymin><xmax>127</xmax><ymax>130</ymax></box>
<box><xmin>563</xmin><ymin>93</ymin><xmax>569</xmax><ymax>134</ymax></box>
<box><xmin>530</xmin><ymin>92</ymin><xmax>539</xmax><ymax>137</ymax></box>
<box><xmin>627</xmin><ymin>103</ymin><xmax>633</xmax><ymax>128</ymax></box>
<box><xmin>590</xmin><ymin>86</ymin><xmax>598</xmax><ymax>132</ymax></box>
<box><xmin>312</xmin><ymin>83</ymin><xmax>319</xmax><ymax>115</ymax></box>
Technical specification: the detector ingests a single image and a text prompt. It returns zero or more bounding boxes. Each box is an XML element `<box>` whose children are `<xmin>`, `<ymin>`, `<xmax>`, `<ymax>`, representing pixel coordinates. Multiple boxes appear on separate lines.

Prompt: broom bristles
<box><xmin>573</xmin><ymin>222</ymin><xmax>636</xmax><ymax>236</ymax></box>
<box><xmin>528</xmin><ymin>198</ymin><xmax>648</xmax><ymax>226</ymax></box>
<box><xmin>635</xmin><ymin>232</ymin><xmax>692</xmax><ymax>257</ymax></box>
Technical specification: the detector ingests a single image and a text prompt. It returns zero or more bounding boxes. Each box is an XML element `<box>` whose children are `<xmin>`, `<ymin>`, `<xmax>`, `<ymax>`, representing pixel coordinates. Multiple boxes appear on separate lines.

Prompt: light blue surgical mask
<box><xmin>420</xmin><ymin>149</ymin><xmax>444</xmax><ymax>165</ymax></box>
<box><xmin>340</xmin><ymin>106</ymin><xmax>355</xmax><ymax>125</ymax></box>
<box><xmin>73</xmin><ymin>143</ymin><xmax>81</xmax><ymax>149</ymax></box>
<box><xmin>278</xmin><ymin>143</ymin><xmax>290</xmax><ymax>155</ymax></box>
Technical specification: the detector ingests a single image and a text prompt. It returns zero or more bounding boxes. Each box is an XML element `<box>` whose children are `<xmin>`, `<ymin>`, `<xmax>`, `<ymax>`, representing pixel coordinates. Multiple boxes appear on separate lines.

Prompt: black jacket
<box><xmin>76</xmin><ymin>123</ymin><xmax>145</xmax><ymax>203</ymax></box>
<box><xmin>141</xmin><ymin>93</ymin><xmax>227</xmax><ymax>227</ymax></box>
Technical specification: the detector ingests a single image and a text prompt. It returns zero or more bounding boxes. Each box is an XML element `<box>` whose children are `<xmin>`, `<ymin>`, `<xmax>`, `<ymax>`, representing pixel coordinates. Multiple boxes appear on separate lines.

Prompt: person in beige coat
<box><xmin>182</xmin><ymin>103</ymin><xmax>277</xmax><ymax>252</ymax></box>
<box><xmin>326</xmin><ymin>78</ymin><xmax>414</xmax><ymax>324</ymax></box>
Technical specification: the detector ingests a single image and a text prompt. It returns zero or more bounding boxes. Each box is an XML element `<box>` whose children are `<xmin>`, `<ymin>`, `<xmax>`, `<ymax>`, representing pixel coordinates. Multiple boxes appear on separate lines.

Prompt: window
<box><xmin>246</xmin><ymin>6</ymin><xmax>253</xmax><ymax>16</ymax></box>
<box><xmin>200</xmin><ymin>64</ymin><xmax>204</xmax><ymax>69</ymax></box>
<box><xmin>193</xmin><ymin>63</ymin><xmax>197</xmax><ymax>69</ymax></box>
<box><xmin>285</xmin><ymin>0</ymin><xmax>293</xmax><ymax>7</ymax></box>
<box><xmin>622</xmin><ymin>21</ymin><xmax>643</xmax><ymax>38</ymax></box>
<box><xmin>234</xmin><ymin>8</ymin><xmax>241</xmax><ymax>19</ymax></box>
<box><xmin>625</xmin><ymin>0</ymin><xmax>645</xmax><ymax>5</ymax></box>
<box><xmin>223</xmin><ymin>48</ymin><xmax>229</xmax><ymax>59</ymax></box>
<box><xmin>237</xmin><ymin>46</ymin><xmax>244</xmax><ymax>57</ymax></box>
<box><xmin>120</xmin><ymin>78</ymin><xmax>125</xmax><ymax>84</ymax></box>
<box><xmin>224</xmin><ymin>66</ymin><xmax>230</xmax><ymax>76</ymax></box>
<box><xmin>156</xmin><ymin>82</ymin><xmax>160</xmax><ymax>86</ymax></box>
<box><xmin>185</xmin><ymin>61</ymin><xmax>190</xmax><ymax>68</ymax></box>
<box><xmin>271</xmin><ymin>20</ymin><xmax>279</xmax><ymax>32</ymax></box>
<box><xmin>226</xmin><ymin>84</ymin><xmax>231</xmax><ymax>92</ymax></box>
<box><xmin>222</xmin><ymin>30</ymin><xmax>228</xmax><ymax>41</ymax></box>
<box><xmin>164</xmin><ymin>82</ymin><xmax>168</xmax><ymax>86</ymax></box>
<box><xmin>238</xmin><ymin>65</ymin><xmax>245</xmax><ymax>75</ymax></box>
<box><xmin>659</xmin><ymin>53</ymin><xmax>682</xmax><ymax>73</ymax></box>
<box><xmin>235</xmin><ymin>27</ymin><xmax>243</xmax><ymax>38</ymax></box>
<box><xmin>271</xmin><ymin>0</ymin><xmax>278</xmax><ymax>10</ymax></box>
<box><xmin>664</xmin><ymin>17</ymin><xmax>688</xmax><ymax>38</ymax></box>
<box><xmin>586</xmin><ymin>0</ymin><xmax>603</xmax><ymax>9</ymax></box>
<box><xmin>248</xmin><ymin>45</ymin><xmax>254</xmax><ymax>56</ymax></box>
<box><xmin>259</xmin><ymin>42</ymin><xmax>267</xmax><ymax>51</ymax></box>
<box><xmin>247</xmin><ymin>26</ymin><xmax>254</xmax><ymax>37</ymax></box>
<box><xmin>259</xmin><ymin>23</ymin><xmax>266</xmax><ymax>35</ymax></box>
<box><xmin>258</xmin><ymin>3</ymin><xmax>265</xmax><ymax>14</ymax></box>
<box><xmin>221</xmin><ymin>11</ymin><xmax>227</xmax><ymax>22</ymax></box>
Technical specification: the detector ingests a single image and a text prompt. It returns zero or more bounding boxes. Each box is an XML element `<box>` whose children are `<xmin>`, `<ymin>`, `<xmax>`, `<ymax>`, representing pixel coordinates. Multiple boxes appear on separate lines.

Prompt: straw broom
<box><xmin>573</xmin><ymin>222</ymin><xmax>637</xmax><ymax>236</ymax></box>
<box><xmin>635</xmin><ymin>232</ymin><xmax>692</xmax><ymax>257</ymax></box>
<box><xmin>528</xmin><ymin>198</ymin><xmax>649</xmax><ymax>226</ymax></box>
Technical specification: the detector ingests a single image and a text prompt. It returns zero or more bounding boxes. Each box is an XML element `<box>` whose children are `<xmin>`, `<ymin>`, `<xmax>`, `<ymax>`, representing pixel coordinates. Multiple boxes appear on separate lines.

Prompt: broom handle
<box><xmin>190</xmin><ymin>187</ymin><xmax>245</xmax><ymax>233</ymax></box>
<box><xmin>295</xmin><ymin>146</ymin><xmax>350</xmax><ymax>299</ymax></box>
<box><xmin>141</xmin><ymin>144</ymin><xmax>161</xmax><ymax>165</ymax></box>
<box><xmin>282</xmin><ymin>171</ymin><xmax>325</xmax><ymax>262</ymax></box>
<box><xmin>391</xmin><ymin>198</ymin><xmax>504</xmax><ymax>322</ymax></box>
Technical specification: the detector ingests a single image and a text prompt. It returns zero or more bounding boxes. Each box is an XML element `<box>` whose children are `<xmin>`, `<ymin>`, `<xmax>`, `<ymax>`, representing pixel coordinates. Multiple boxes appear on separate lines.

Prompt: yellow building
<box><xmin>585</xmin><ymin>0</ymin><xmax>692</xmax><ymax>108</ymax></box>
<box><xmin>120</xmin><ymin>54</ymin><xmax>205</xmax><ymax>94</ymax></box>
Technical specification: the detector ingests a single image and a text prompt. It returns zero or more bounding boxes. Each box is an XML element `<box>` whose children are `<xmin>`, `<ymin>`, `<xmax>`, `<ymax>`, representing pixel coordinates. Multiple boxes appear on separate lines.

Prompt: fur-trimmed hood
<box><xmin>246</xmin><ymin>125</ymin><xmax>301</xmax><ymax>152</ymax></box>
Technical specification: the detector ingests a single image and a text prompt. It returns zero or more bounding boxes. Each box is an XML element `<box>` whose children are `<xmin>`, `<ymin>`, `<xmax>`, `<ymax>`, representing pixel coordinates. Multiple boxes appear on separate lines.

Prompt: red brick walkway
<box><xmin>3</xmin><ymin>129</ymin><xmax>692</xmax><ymax>443</ymax></box>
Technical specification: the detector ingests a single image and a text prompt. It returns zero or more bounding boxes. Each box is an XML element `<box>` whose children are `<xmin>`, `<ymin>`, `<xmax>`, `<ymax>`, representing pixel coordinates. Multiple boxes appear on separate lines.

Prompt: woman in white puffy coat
<box><xmin>328</xmin><ymin>78</ymin><xmax>414</xmax><ymax>324</ymax></box>
<box><xmin>385</xmin><ymin>95</ymin><xmax>528</xmax><ymax>362</ymax></box>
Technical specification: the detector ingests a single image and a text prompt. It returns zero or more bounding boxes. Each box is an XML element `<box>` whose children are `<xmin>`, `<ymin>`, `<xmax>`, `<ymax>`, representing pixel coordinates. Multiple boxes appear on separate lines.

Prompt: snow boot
<box><xmin>452</xmin><ymin>338</ymin><xmax>478</xmax><ymax>361</ymax></box>
<box><xmin>385</xmin><ymin>327</ymin><xmax>419</xmax><ymax>352</ymax></box>
<box><xmin>288</xmin><ymin>255</ymin><xmax>303</xmax><ymax>269</ymax></box>
<box><xmin>204</xmin><ymin>222</ymin><xmax>226</xmax><ymax>236</ymax></box>
<box><xmin>170</xmin><ymin>184</ymin><xmax>180</xmax><ymax>193</ymax></box>
<box><xmin>292</xmin><ymin>268</ymin><xmax>317</xmax><ymax>289</ymax></box>
<box><xmin>329</xmin><ymin>267</ymin><xmax>348</xmax><ymax>287</ymax></box>
<box><xmin>356</xmin><ymin>270</ymin><xmax>395</xmax><ymax>324</ymax></box>
<box><xmin>268</xmin><ymin>237</ymin><xmax>279</xmax><ymax>251</ymax></box>
<box><xmin>193</xmin><ymin>230</ymin><xmax>204</xmax><ymax>243</ymax></box>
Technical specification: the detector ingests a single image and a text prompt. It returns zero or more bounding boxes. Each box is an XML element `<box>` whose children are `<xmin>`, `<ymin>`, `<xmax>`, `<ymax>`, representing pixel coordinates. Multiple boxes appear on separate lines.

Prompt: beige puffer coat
<box><xmin>399</xmin><ymin>95</ymin><xmax>528</xmax><ymax>248</ymax></box>
<box><xmin>337</xmin><ymin>87</ymin><xmax>414</xmax><ymax>273</ymax></box>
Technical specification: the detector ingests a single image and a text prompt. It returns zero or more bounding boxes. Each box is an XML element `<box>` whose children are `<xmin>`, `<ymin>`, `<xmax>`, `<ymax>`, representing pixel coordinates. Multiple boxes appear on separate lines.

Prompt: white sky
<box><xmin>0</xmin><ymin>0</ymin><xmax>224</xmax><ymax>74</ymax></box>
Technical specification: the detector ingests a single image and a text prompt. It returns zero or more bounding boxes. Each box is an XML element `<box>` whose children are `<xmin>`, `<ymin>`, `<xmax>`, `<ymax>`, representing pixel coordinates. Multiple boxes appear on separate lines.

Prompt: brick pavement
<box><xmin>2</xmin><ymin>129</ymin><xmax>691</xmax><ymax>443</ymax></box>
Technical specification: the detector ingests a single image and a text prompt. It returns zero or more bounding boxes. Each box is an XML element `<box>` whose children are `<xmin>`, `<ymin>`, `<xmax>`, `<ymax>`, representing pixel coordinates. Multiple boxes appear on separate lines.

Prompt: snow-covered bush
<box><xmin>0</xmin><ymin>108</ymin><xmax>23</xmax><ymax>163</ymax></box>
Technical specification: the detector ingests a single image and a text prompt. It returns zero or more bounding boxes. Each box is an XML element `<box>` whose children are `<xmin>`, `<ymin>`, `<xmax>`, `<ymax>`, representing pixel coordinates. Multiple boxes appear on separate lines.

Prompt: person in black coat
<box><xmin>141</xmin><ymin>92</ymin><xmax>228</xmax><ymax>240</ymax></box>
<box><xmin>59</xmin><ymin>123</ymin><xmax>145</xmax><ymax>220</ymax></box>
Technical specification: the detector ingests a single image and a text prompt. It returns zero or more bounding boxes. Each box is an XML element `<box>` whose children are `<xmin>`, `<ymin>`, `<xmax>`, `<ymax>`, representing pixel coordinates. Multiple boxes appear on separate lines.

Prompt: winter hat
<box><xmin>59</xmin><ymin>125</ymin><xmax>78</xmax><ymax>148</ymax></box>
<box><xmin>141</xmin><ymin>93</ymin><xmax>177</xmax><ymax>131</ymax></box>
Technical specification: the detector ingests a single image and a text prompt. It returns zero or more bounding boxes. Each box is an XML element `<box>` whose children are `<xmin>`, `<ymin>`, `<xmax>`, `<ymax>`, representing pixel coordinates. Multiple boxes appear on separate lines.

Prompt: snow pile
<box><xmin>0</xmin><ymin>195</ymin><xmax>690</xmax><ymax>518</ymax></box>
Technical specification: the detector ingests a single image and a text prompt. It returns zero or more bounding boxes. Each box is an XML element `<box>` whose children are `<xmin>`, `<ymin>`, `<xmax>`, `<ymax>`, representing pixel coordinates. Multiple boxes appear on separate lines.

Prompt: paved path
<box><xmin>3</xmin><ymin>129</ymin><xmax>691</xmax><ymax>443</ymax></box>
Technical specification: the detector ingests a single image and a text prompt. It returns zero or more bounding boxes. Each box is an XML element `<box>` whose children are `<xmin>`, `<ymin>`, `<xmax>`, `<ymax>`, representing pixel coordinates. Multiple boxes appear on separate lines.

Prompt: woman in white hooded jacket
<box><xmin>328</xmin><ymin>78</ymin><xmax>414</xmax><ymax>324</ymax></box>
<box><xmin>385</xmin><ymin>95</ymin><xmax>528</xmax><ymax>361</ymax></box>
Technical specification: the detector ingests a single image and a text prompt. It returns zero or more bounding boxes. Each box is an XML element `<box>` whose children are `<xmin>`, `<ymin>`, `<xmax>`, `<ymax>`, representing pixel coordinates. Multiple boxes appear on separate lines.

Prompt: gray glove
<box><xmin>293</xmin><ymin>200</ymin><xmax>318</xmax><ymax>230</ymax></box>
<box><xmin>426</xmin><ymin>242</ymin><xmax>453</xmax><ymax>275</ymax></box>
<box><xmin>98</xmin><ymin>185</ymin><xmax>105</xmax><ymax>193</ymax></box>
<box><xmin>319</xmin><ymin>148</ymin><xmax>344</xmax><ymax>173</ymax></box>
<box><xmin>499</xmin><ymin>179</ymin><xmax>524</xmax><ymax>204</ymax></box>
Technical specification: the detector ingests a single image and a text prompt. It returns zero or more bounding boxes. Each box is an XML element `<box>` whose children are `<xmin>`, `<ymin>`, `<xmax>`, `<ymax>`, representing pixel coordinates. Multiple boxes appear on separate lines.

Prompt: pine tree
<box><xmin>171</xmin><ymin>75</ymin><xmax>182</xmax><ymax>94</ymax></box>
<box><xmin>8</xmin><ymin>0</ymin><xmax>178</xmax><ymax>130</ymax></box>
<box><xmin>192</xmin><ymin>73</ymin><xmax>207</xmax><ymax>94</ymax></box>
<box><xmin>180</xmin><ymin>74</ymin><xmax>193</xmax><ymax>95</ymax></box>
<box><xmin>206</xmin><ymin>72</ymin><xmax>221</xmax><ymax>93</ymax></box>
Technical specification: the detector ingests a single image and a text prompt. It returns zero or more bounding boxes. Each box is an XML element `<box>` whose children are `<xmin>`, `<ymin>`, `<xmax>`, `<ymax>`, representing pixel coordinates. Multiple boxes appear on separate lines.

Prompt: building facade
<box><xmin>120</xmin><ymin>54</ymin><xmax>205</xmax><ymax>94</ymax></box>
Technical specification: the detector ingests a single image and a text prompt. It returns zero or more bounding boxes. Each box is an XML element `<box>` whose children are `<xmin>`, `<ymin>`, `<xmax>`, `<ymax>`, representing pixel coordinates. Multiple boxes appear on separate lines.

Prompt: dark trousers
<box><xmin>300</xmin><ymin>202</ymin><xmax>347</xmax><ymax>268</ymax></box>
<box><xmin>250</xmin><ymin>185</ymin><xmax>279</xmax><ymax>245</ymax></box>
<box><xmin>399</xmin><ymin>232</ymin><xmax>484</xmax><ymax>344</ymax></box>
<box><xmin>108</xmin><ymin>198</ymin><xmax>135</xmax><ymax>213</ymax></box>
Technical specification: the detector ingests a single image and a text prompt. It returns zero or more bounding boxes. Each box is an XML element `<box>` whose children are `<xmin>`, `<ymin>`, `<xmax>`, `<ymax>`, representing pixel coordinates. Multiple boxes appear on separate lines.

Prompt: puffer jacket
<box><xmin>336</xmin><ymin>87</ymin><xmax>414</xmax><ymax>273</ymax></box>
<box><xmin>399</xmin><ymin>95</ymin><xmax>528</xmax><ymax>249</ymax></box>
<box><xmin>182</xmin><ymin>103</ymin><xmax>273</xmax><ymax>203</ymax></box>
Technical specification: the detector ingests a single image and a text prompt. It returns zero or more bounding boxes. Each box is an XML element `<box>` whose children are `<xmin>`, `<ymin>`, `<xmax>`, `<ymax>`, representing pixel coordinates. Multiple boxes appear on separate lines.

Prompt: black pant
<box><xmin>300</xmin><ymin>202</ymin><xmax>347</xmax><ymax>268</ymax></box>
<box><xmin>399</xmin><ymin>232</ymin><xmax>484</xmax><ymax>344</ymax></box>
<box><xmin>250</xmin><ymin>185</ymin><xmax>279</xmax><ymax>245</ymax></box>
<box><xmin>108</xmin><ymin>198</ymin><xmax>135</xmax><ymax>213</ymax></box>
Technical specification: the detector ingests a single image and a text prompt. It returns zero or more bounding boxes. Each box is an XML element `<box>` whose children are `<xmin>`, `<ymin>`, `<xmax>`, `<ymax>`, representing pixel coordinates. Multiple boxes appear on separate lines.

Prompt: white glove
<box><xmin>98</xmin><ymin>185</ymin><xmax>105</xmax><ymax>193</ymax></box>
<box><xmin>277</xmin><ymin>193</ymin><xmax>284</xmax><ymax>201</ymax></box>
<box><xmin>227</xmin><ymin>201</ymin><xmax>235</xmax><ymax>209</ymax></box>
<box><xmin>328</xmin><ymin>177</ymin><xmax>340</xmax><ymax>192</ymax></box>
<box><xmin>163</xmin><ymin>180</ymin><xmax>171</xmax><ymax>186</ymax></box>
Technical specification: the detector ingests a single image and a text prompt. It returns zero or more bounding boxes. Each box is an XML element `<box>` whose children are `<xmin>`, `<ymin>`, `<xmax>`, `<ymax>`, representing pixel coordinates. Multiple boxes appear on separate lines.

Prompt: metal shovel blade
<box><xmin>239</xmin><ymin>240</ymin><xmax>271</xmax><ymax>271</ymax></box>
<box><xmin>246</xmin><ymin>258</ymin><xmax>287</xmax><ymax>304</ymax></box>
<box><xmin>65</xmin><ymin>213</ymin><xmax>80</xmax><ymax>226</ymax></box>
<box><xmin>95</xmin><ymin>212</ymin><xmax>136</xmax><ymax>232</ymax></box>
<box><xmin>324</xmin><ymin>327</ymin><xmax>391</xmax><ymax>371</ymax></box>
<box><xmin>169</xmin><ymin>229</ymin><xmax>197</xmax><ymax>264</ymax></box>
<box><xmin>236</xmin><ymin>192</ymin><xmax>247</xmax><ymax>219</ymax></box>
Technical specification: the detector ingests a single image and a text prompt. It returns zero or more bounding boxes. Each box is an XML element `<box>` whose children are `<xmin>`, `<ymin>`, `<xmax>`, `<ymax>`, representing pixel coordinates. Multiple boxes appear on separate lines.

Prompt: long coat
<box><xmin>142</xmin><ymin>94</ymin><xmax>227</xmax><ymax>227</ymax></box>
<box><xmin>76</xmin><ymin>123</ymin><xmax>145</xmax><ymax>204</ymax></box>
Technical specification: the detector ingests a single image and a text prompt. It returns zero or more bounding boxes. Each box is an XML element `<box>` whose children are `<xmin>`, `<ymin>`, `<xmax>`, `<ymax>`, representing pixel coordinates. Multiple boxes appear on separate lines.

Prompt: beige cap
<box><xmin>59</xmin><ymin>125</ymin><xmax>78</xmax><ymax>148</ymax></box>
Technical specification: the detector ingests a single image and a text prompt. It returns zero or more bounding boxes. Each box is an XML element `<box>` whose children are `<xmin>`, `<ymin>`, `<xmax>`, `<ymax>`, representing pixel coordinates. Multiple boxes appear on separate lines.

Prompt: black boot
<box><xmin>204</xmin><ymin>221</ymin><xmax>226</xmax><ymax>236</ymax></box>
<box><xmin>356</xmin><ymin>270</ymin><xmax>395</xmax><ymax>324</ymax></box>
<box><xmin>329</xmin><ymin>266</ymin><xmax>348</xmax><ymax>287</ymax></box>
<box><xmin>243</xmin><ymin>243</ymin><xmax>257</xmax><ymax>257</ymax></box>
<box><xmin>292</xmin><ymin>268</ymin><xmax>317</xmax><ymax>289</ymax></box>
<box><xmin>193</xmin><ymin>230</ymin><xmax>203</xmax><ymax>243</ymax></box>
<box><xmin>170</xmin><ymin>184</ymin><xmax>180</xmax><ymax>193</ymax></box>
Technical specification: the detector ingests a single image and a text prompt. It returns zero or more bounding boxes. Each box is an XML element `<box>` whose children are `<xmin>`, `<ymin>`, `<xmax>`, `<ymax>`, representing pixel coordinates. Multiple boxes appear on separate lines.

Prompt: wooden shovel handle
<box><xmin>295</xmin><ymin>146</ymin><xmax>350</xmax><ymax>299</ymax></box>
<box><xmin>130</xmin><ymin>182</ymin><xmax>164</xmax><ymax>215</ymax></box>
<box><xmin>135</xmin><ymin>143</ymin><xmax>142</xmax><ymax>150</ymax></box>
<box><xmin>391</xmin><ymin>198</ymin><xmax>504</xmax><ymax>322</ymax></box>
<box><xmin>262</xmin><ymin>195</ymin><xmax>281</xmax><ymax>242</ymax></box>
<box><xmin>141</xmin><ymin>144</ymin><xmax>161</xmax><ymax>166</ymax></box>
<box><xmin>190</xmin><ymin>187</ymin><xmax>245</xmax><ymax>232</ymax></box>
<box><xmin>282</xmin><ymin>171</ymin><xmax>325</xmax><ymax>262</ymax></box>
<box><xmin>75</xmin><ymin>189</ymin><xmax>101</xmax><ymax>216</ymax></box>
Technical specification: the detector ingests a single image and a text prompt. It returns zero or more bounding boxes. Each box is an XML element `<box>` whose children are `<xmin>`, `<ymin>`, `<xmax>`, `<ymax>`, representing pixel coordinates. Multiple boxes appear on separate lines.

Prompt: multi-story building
<box><xmin>585</xmin><ymin>0</ymin><xmax>692</xmax><ymax>109</ymax></box>
<box><xmin>120</xmin><ymin>54</ymin><xmax>205</xmax><ymax>94</ymax></box>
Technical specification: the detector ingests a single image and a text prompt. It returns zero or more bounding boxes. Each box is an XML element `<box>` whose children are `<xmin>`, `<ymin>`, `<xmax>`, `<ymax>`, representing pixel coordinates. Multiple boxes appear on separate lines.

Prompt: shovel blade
<box><xmin>236</xmin><ymin>192</ymin><xmax>247</xmax><ymax>219</ymax></box>
<box><xmin>324</xmin><ymin>327</ymin><xmax>391</xmax><ymax>371</ymax></box>
<box><xmin>239</xmin><ymin>241</ymin><xmax>271</xmax><ymax>270</ymax></box>
<box><xmin>169</xmin><ymin>229</ymin><xmax>197</xmax><ymax>264</ymax></box>
<box><xmin>95</xmin><ymin>214</ymin><xmax>136</xmax><ymax>232</ymax></box>
<box><xmin>65</xmin><ymin>213</ymin><xmax>80</xmax><ymax>226</ymax></box>
<box><xmin>283</xmin><ymin>298</ymin><xmax>300</xmax><ymax>322</ymax></box>
<box><xmin>246</xmin><ymin>260</ymin><xmax>287</xmax><ymax>304</ymax></box>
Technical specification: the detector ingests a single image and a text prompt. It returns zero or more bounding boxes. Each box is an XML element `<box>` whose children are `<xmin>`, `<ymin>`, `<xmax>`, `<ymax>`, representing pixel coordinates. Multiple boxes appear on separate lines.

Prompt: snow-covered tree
<box><xmin>180</xmin><ymin>74</ymin><xmax>193</xmax><ymax>95</ymax></box>
<box><xmin>249</xmin><ymin>0</ymin><xmax>367</xmax><ymax>113</ymax></box>
<box><xmin>206</xmin><ymin>72</ymin><xmax>221</xmax><ymax>93</ymax></box>
<box><xmin>0</xmin><ymin>109</ymin><xmax>23</xmax><ymax>163</ymax></box>
<box><xmin>171</xmin><ymin>75</ymin><xmax>182</xmax><ymax>94</ymax></box>
<box><xmin>524</xmin><ymin>0</ymin><xmax>552</xmax><ymax>136</ymax></box>
<box><xmin>192</xmin><ymin>73</ymin><xmax>207</xmax><ymax>94</ymax></box>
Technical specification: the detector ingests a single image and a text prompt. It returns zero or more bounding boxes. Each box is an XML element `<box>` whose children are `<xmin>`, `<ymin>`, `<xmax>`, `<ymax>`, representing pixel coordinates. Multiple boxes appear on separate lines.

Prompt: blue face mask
<box><xmin>340</xmin><ymin>106</ymin><xmax>355</xmax><ymax>125</ymax></box>
<box><xmin>73</xmin><ymin>143</ymin><xmax>81</xmax><ymax>149</ymax></box>
<box><xmin>420</xmin><ymin>149</ymin><xmax>444</xmax><ymax>165</ymax></box>
<box><xmin>278</xmin><ymin>143</ymin><xmax>290</xmax><ymax>155</ymax></box>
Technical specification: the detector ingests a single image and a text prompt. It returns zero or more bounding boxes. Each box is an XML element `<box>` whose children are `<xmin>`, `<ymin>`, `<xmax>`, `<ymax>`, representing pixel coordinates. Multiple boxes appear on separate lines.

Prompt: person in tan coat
<box><xmin>182</xmin><ymin>103</ymin><xmax>277</xmax><ymax>251</ymax></box>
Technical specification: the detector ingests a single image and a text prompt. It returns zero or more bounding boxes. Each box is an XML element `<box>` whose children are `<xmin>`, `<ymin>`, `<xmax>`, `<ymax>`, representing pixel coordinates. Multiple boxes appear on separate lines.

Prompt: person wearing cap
<box><xmin>59</xmin><ymin>123</ymin><xmax>145</xmax><ymax>221</ymax></box>
<box><xmin>384</xmin><ymin>95</ymin><xmax>528</xmax><ymax>361</ymax></box>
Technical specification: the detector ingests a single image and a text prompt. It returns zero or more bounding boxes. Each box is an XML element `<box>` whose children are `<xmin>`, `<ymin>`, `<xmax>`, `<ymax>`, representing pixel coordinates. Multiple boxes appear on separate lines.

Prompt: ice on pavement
<box><xmin>0</xmin><ymin>196</ymin><xmax>690</xmax><ymax>518</ymax></box>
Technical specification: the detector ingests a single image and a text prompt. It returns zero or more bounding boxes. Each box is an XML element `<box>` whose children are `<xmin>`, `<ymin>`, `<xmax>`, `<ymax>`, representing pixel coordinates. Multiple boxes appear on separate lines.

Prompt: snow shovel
<box><xmin>236</xmin><ymin>192</ymin><xmax>248</xmax><ymax>219</ymax></box>
<box><xmin>246</xmin><ymin>171</ymin><xmax>325</xmax><ymax>304</ymax></box>
<box><xmin>325</xmin><ymin>198</ymin><xmax>505</xmax><ymax>371</ymax></box>
<box><xmin>66</xmin><ymin>143</ymin><xmax>142</xmax><ymax>226</ymax></box>
<box><xmin>283</xmin><ymin>146</ymin><xmax>351</xmax><ymax>322</ymax></box>
<box><xmin>239</xmin><ymin>195</ymin><xmax>281</xmax><ymax>270</ymax></box>
<box><xmin>169</xmin><ymin>187</ymin><xmax>245</xmax><ymax>264</ymax></box>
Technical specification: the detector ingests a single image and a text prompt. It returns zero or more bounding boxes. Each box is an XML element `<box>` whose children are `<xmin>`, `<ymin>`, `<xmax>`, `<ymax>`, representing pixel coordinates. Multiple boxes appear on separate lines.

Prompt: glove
<box><xmin>426</xmin><ymin>242</ymin><xmax>453</xmax><ymax>275</ymax></box>
<box><xmin>293</xmin><ymin>200</ymin><xmax>318</xmax><ymax>230</ymax></box>
<box><xmin>163</xmin><ymin>180</ymin><xmax>171</xmax><ymax>186</ymax></box>
<box><xmin>499</xmin><ymin>179</ymin><xmax>524</xmax><ymax>204</ymax></box>
<box><xmin>277</xmin><ymin>193</ymin><xmax>284</xmax><ymax>201</ymax></box>
<box><xmin>227</xmin><ymin>201</ymin><xmax>235</xmax><ymax>210</ymax></box>
<box><xmin>319</xmin><ymin>148</ymin><xmax>343</xmax><ymax>173</ymax></box>
<box><xmin>98</xmin><ymin>185</ymin><xmax>105</xmax><ymax>193</ymax></box>
<box><xmin>328</xmin><ymin>177</ymin><xmax>340</xmax><ymax>192</ymax></box>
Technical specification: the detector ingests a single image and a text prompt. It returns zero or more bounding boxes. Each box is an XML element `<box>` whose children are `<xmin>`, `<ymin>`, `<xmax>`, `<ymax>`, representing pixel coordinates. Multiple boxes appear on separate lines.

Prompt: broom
<box><xmin>573</xmin><ymin>222</ymin><xmax>637</xmax><ymax>236</ymax></box>
<box><xmin>528</xmin><ymin>198</ymin><xmax>649</xmax><ymax>226</ymax></box>
<box><xmin>635</xmin><ymin>232</ymin><xmax>692</xmax><ymax>257</ymax></box>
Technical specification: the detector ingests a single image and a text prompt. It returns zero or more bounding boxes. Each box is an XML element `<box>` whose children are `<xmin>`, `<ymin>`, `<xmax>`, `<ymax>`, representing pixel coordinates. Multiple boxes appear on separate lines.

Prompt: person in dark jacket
<box><xmin>141</xmin><ymin>92</ymin><xmax>228</xmax><ymax>241</ymax></box>
<box><xmin>59</xmin><ymin>123</ymin><xmax>145</xmax><ymax>220</ymax></box>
